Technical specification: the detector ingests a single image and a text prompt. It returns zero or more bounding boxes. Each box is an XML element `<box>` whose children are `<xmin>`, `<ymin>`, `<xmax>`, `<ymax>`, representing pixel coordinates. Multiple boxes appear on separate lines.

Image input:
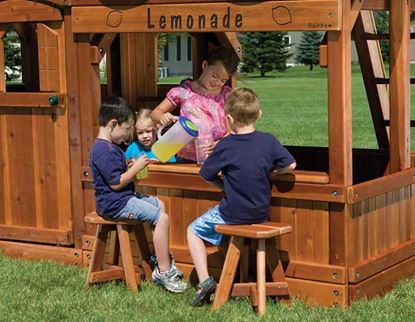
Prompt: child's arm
<box><xmin>110</xmin><ymin>155</ymin><xmax>149</xmax><ymax>191</ymax></box>
<box><xmin>271</xmin><ymin>162</ymin><xmax>297</xmax><ymax>175</ymax></box>
<box><xmin>206</xmin><ymin>177</ymin><xmax>224</xmax><ymax>191</ymax></box>
<box><xmin>151</xmin><ymin>98</ymin><xmax>177</xmax><ymax>126</ymax></box>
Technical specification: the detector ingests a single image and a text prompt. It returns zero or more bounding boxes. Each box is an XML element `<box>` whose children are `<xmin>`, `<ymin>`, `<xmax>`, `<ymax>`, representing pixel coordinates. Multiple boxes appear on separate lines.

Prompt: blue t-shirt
<box><xmin>200</xmin><ymin>131</ymin><xmax>295</xmax><ymax>224</ymax></box>
<box><xmin>90</xmin><ymin>139</ymin><xmax>135</xmax><ymax>217</ymax></box>
<box><xmin>125</xmin><ymin>141</ymin><xmax>176</xmax><ymax>162</ymax></box>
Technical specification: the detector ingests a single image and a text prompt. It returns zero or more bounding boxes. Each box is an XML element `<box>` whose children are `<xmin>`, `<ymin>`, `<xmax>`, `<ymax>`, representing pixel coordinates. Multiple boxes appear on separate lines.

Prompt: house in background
<box><xmin>159</xmin><ymin>33</ymin><xmax>192</xmax><ymax>76</ymax></box>
<box><xmin>159</xmin><ymin>32</ymin><xmax>415</xmax><ymax>77</ymax></box>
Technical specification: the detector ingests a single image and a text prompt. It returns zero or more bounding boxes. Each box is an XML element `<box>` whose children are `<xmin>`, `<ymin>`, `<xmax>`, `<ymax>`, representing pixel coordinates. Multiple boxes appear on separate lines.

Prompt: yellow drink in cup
<box><xmin>136</xmin><ymin>166</ymin><xmax>148</xmax><ymax>180</ymax></box>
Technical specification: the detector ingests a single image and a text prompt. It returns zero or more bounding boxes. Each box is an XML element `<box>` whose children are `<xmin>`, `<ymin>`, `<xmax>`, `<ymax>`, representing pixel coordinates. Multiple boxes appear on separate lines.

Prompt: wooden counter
<box><xmin>148</xmin><ymin>163</ymin><xmax>330</xmax><ymax>184</ymax></box>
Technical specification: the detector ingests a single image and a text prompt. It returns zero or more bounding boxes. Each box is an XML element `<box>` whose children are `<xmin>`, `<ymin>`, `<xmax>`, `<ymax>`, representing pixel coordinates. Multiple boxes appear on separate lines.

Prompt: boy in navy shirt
<box><xmin>187</xmin><ymin>88</ymin><xmax>296</xmax><ymax>306</ymax></box>
<box><xmin>90</xmin><ymin>96</ymin><xmax>187</xmax><ymax>293</ymax></box>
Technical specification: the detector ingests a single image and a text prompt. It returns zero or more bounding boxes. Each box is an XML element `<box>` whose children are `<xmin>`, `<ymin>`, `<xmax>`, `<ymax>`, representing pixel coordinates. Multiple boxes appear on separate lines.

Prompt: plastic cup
<box><xmin>131</xmin><ymin>154</ymin><xmax>149</xmax><ymax>180</ymax></box>
<box><xmin>136</xmin><ymin>166</ymin><xmax>148</xmax><ymax>180</ymax></box>
<box><xmin>195</xmin><ymin>136</ymin><xmax>213</xmax><ymax>165</ymax></box>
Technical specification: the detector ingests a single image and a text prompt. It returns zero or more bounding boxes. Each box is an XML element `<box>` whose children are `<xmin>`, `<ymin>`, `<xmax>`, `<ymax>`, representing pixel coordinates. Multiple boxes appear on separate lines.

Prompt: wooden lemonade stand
<box><xmin>0</xmin><ymin>0</ymin><xmax>415</xmax><ymax>307</ymax></box>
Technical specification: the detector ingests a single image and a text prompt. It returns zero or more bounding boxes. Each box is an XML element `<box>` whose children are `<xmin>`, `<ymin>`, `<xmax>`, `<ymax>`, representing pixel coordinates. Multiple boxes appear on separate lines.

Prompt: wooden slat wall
<box><xmin>348</xmin><ymin>185</ymin><xmax>415</xmax><ymax>266</ymax></box>
<box><xmin>130</xmin><ymin>184</ymin><xmax>332</xmax><ymax>266</ymax></box>
<box><xmin>271</xmin><ymin>199</ymin><xmax>330</xmax><ymax>264</ymax></box>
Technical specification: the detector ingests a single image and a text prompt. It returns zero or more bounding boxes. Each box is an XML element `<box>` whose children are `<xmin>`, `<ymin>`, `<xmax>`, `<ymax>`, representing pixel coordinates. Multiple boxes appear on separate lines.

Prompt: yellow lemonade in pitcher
<box><xmin>152</xmin><ymin>143</ymin><xmax>185</xmax><ymax>162</ymax></box>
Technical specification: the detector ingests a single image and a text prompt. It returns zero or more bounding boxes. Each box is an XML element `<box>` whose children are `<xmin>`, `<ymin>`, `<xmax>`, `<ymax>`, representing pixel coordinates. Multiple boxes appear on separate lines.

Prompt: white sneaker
<box><xmin>152</xmin><ymin>267</ymin><xmax>188</xmax><ymax>293</ymax></box>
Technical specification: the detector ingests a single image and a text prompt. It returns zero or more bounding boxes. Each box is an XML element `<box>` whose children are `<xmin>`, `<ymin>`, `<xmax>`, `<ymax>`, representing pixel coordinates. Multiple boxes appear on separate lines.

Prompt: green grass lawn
<box><xmin>159</xmin><ymin>65</ymin><xmax>415</xmax><ymax>149</ymax></box>
<box><xmin>0</xmin><ymin>254</ymin><xmax>414</xmax><ymax>321</ymax></box>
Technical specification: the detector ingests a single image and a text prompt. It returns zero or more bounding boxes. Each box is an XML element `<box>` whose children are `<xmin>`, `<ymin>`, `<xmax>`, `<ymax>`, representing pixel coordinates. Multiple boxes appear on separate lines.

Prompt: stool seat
<box><xmin>85</xmin><ymin>211</ymin><xmax>152</xmax><ymax>292</ymax></box>
<box><xmin>215</xmin><ymin>222</ymin><xmax>292</xmax><ymax>239</ymax></box>
<box><xmin>85</xmin><ymin>212</ymin><xmax>138</xmax><ymax>225</ymax></box>
<box><xmin>213</xmin><ymin>222</ymin><xmax>292</xmax><ymax>316</ymax></box>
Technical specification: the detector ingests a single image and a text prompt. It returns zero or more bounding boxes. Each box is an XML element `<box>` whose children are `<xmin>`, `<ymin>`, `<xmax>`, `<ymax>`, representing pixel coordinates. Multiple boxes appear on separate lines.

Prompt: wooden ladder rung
<box><xmin>373</xmin><ymin>78</ymin><xmax>415</xmax><ymax>85</ymax></box>
<box><xmin>383</xmin><ymin>120</ymin><xmax>415</xmax><ymax>127</ymax></box>
<box><xmin>360</xmin><ymin>32</ymin><xmax>415</xmax><ymax>40</ymax></box>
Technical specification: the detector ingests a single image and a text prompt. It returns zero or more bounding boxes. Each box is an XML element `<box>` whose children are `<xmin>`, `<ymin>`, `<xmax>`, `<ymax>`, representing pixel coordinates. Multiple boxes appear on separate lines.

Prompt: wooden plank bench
<box><xmin>212</xmin><ymin>222</ymin><xmax>292</xmax><ymax>316</ymax></box>
<box><xmin>85</xmin><ymin>212</ymin><xmax>152</xmax><ymax>292</ymax></box>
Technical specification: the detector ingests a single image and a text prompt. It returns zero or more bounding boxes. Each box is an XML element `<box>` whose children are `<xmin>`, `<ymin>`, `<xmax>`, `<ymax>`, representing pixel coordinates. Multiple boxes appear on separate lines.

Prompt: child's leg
<box><xmin>152</xmin><ymin>201</ymin><xmax>170</xmax><ymax>273</ymax></box>
<box><xmin>187</xmin><ymin>227</ymin><xmax>209</xmax><ymax>283</ymax></box>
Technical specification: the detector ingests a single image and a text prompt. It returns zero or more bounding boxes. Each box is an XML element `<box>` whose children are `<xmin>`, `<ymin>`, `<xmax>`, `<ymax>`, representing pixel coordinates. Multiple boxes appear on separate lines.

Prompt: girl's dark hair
<box><xmin>99</xmin><ymin>96</ymin><xmax>136</xmax><ymax>126</ymax></box>
<box><xmin>207</xmin><ymin>46</ymin><xmax>240</xmax><ymax>76</ymax></box>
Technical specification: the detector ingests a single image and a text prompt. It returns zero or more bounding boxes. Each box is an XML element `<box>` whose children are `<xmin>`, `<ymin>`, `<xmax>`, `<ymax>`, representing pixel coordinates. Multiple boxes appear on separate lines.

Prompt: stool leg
<box><xmin>117</xmin><ymin>224</ymin><xmax>138</xmax><ymax>291</ymax></box>
<box><xmin>266</xmin><ymin>238</ymin><xmax>290</xmax><ymax>301</ymax></box>
<box><xmin>133</xmin><ymin>224</ymin><xmax>153</xmax><ymax>280</ymax></box>
<box><xmin>108</xmin><ymin>231</ymin><xmax>120</xmax><ymax>265</ymax></box>
<box><xmin>87</xmin><ymin>224</ymin><xmax>111</xmax><ymax>287</ymax></box>
<box><xmin>212</xmin><ymin>236</ymin><xmax>244</xmax><ymax>310</ymax></box>
<box><xmin>239</xmin><ymin>240</ymin><xmax>250</xmax><ymax>282</ymax></box>
<box><xmin>257</xmin><ymin>239</ymin><xmax>266</xmax><ymax>316</ymax></box>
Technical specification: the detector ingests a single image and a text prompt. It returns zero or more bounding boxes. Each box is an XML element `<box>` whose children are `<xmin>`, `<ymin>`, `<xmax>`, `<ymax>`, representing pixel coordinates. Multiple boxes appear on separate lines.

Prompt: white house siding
<box><xmin>159</xmin><ymin>33</ymin><xmax>192</xmax><ymax>76</ymax></box>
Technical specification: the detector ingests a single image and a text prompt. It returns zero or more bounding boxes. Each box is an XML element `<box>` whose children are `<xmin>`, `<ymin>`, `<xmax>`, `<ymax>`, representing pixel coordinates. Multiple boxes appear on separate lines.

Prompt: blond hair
<box><xmin>126</xmin><ymin>107</ymin><xmax>156</xmax><ymax>144</ymax></box>
<box><xmin>225</xmin><ymin>88</ymin><xmax>260</xmax><ymax>125</ymax></box>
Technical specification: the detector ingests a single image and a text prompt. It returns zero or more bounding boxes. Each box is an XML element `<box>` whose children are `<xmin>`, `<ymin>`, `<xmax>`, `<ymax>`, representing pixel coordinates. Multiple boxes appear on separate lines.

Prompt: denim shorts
<box><xmin>190</xmin><ymin>205</ymin><xmax>230</xmax><ymax>246</ymax></box>
<box><xmin>113</xmin><ymin>194</ymin><xmax>161</xmax><ymax>225</ymax></box>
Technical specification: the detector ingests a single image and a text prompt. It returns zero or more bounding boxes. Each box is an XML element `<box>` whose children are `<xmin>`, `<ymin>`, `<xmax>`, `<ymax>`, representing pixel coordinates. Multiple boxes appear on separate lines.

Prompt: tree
<box><xmin>240</xmin><ymin>32</ymin><xmax>292</xmax><ymax>77</ymax></box>
<box><xmin>295</xmin><ymin>31</ymin><xmax>322</xmax><ymax>71</ymax></box>
<box><xmin>4</xmin><ymin>30</ymin><xmax>22</xmax><ymax>81</ymax></box>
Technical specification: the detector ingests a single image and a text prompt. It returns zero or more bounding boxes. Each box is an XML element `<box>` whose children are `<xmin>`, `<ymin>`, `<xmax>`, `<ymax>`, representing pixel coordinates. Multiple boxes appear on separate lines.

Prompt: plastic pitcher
<box><xmin>151</xmin><ymin>116</ymin><xmax>198</xmax><ymax>162</ymax></box>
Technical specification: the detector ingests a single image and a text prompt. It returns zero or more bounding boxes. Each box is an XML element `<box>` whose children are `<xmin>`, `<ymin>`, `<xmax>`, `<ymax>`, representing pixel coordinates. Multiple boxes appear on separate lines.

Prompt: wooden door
<box><xmin>0</xmin><ymin>2</ymin><xmax>72</xmax><ymax>246</ymax></box>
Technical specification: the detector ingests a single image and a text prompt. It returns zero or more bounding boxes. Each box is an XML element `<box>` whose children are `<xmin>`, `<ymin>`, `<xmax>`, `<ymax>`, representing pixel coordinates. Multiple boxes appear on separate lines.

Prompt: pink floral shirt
<box><xmin>167</xmin><ymin>80</ymin><xmax>231</xmax><ymax>161</ymax></box>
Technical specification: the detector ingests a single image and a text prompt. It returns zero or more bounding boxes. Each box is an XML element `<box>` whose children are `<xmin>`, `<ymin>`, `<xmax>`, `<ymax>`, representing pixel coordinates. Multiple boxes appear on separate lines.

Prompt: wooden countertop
<box><xmin>148</xmin><ymin>163</ymin><xmax>329</xmax><ymax>184</ymax></box>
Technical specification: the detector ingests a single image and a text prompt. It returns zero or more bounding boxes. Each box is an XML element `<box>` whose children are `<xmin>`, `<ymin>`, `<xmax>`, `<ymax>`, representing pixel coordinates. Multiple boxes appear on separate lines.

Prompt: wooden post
<box><xmin>327</xmin><ymin>4</ymin><xmax>352</xmax><ymax>186</ymax></box>
<box><xmin>389</xmin><ymin>0</ymin><xmax>410</xmax><ymax>172</ymax></box>
<box><xmin>327</xmin><ymin>0</ymin><xmax>353</xmax><ymax>274</ymax></box>
<box><xmin>64</xmin><ymin>9</ymin><xmax>85</xmax><ymax>249</ymax></box>
<box><xmin>192</xmin><ymin>33</ymin><xmax>209</xmax><ymax>81</ymax></box>
<box><xmin>120</xmin><ymin>33</ymin><xmax>158</xmax><ymax>107</ymax></box>
<box><xmin>0</xmin><ymin>29</ymin><xmax>6</xmax><ymax>92</ymax></box>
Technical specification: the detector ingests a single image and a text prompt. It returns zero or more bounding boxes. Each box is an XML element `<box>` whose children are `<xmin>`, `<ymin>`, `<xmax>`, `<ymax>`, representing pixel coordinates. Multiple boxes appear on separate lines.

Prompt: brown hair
<box><xmin>225</xmin><ymin>88</ymin><xmax>261</xmax><ymax>125</ymax></box>
<box><xmin>207</xmin><ymin>46</ymin><xmax>240</xmax><ymax>76</ymax></box>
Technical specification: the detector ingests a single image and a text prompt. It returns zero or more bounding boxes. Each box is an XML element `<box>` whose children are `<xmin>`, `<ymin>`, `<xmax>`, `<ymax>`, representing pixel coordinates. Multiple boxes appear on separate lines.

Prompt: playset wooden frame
<box><xmin>0</xmin><ymin>0</ymin><xmax>414</xmax><ymax>307</ymax></box>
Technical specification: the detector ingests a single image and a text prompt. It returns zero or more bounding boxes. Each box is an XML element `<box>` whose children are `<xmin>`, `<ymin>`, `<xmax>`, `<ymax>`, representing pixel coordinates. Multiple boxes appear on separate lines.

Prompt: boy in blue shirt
<box><xmin>187</xmin><ymin>88</ymin><xmax>296</xmax><ymax>306</ymax></box>
<box><xmin>90</xmin><ymin>96</ymin><xmax>187</xmax><ymax>293</ymax></box>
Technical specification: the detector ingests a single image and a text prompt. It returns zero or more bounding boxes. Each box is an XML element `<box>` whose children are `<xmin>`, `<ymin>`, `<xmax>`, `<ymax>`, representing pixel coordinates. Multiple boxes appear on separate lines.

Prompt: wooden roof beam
<box><xmin>364</xmin><ymin>0</ymin><xmax>415</xmax><ymax>11</ymax></box>
<box><xmin>0</xmin><ymin>0</ymin><xmax>62</xmax><ymax>23</ymax></box>
<box><xmin>71</xmin><ymin>1</ymin><xmax>341</xmax><ymax>33</ymax></box>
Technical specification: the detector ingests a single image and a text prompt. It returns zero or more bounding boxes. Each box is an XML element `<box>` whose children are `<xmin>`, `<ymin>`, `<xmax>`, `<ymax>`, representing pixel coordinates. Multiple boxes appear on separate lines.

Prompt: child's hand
<box><xmin>205</xmin><ymin>140</ymin><xmax>218</xmax><ymax>154</ymax></box>
<box><xmin>159</xmin><ymin>112</ymin><xmax>177</xmax><ymax>126</ymax></box>
<box><xmin>131</xmin><ymin>155</ymin><xmax>149</xmax><ymax>171</ymax></box>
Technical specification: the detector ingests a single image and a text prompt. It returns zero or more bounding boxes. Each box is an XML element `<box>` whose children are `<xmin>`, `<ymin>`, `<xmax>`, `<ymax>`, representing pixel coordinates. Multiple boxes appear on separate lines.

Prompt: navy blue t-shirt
<box><xmin>200</xmin><ymin>131</ymin><xmax>295</xmax><ymax>224</ymax></box>
<box><xmin>90</xmin><ymin>139</ymin><xmax>135</xmax><ymax>217</ymax></box>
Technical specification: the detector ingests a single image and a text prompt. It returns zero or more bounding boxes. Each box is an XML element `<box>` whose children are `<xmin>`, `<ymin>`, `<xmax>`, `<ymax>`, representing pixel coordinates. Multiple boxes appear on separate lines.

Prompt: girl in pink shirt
<box><xmin>151</xmin><ymin>47</ymin><xmax>240</xmax><ymax>162</ymax></box>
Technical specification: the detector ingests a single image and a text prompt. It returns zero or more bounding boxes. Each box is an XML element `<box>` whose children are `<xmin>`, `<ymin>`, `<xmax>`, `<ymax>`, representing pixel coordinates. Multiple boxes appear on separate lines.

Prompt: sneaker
<box><xmin>152</xmin><ymin>266</ymin><xmax>188</xmax><ymax>293</ymax></box>
<box><xmin>149</xmin><ymin>253</ymin><xmax>184</xmax><ymax>279</ymax></box>
<box><xmin>191</xmin><ymin>276</ymin><xmax>217</xmax><ymax>307</ymax></box>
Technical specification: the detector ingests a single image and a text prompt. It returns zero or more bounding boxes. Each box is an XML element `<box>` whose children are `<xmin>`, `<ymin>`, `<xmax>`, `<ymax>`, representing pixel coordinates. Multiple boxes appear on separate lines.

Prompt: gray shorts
<box><xmin>114</xmin><ymin>194</ymin><xmax>162</xmax><ymax>225</ymax></box>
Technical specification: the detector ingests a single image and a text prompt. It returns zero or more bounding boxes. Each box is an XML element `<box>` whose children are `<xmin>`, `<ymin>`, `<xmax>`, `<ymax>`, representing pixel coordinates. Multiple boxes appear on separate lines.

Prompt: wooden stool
<box><xmin>212</xmin><ymin>222</ymin><xmax>292</xmax><ymax>316</ymax></box>
<box><xmin>85</xmin><ymin>212</ymin><xmax>153</xmax><ymax>292</ymax></box>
